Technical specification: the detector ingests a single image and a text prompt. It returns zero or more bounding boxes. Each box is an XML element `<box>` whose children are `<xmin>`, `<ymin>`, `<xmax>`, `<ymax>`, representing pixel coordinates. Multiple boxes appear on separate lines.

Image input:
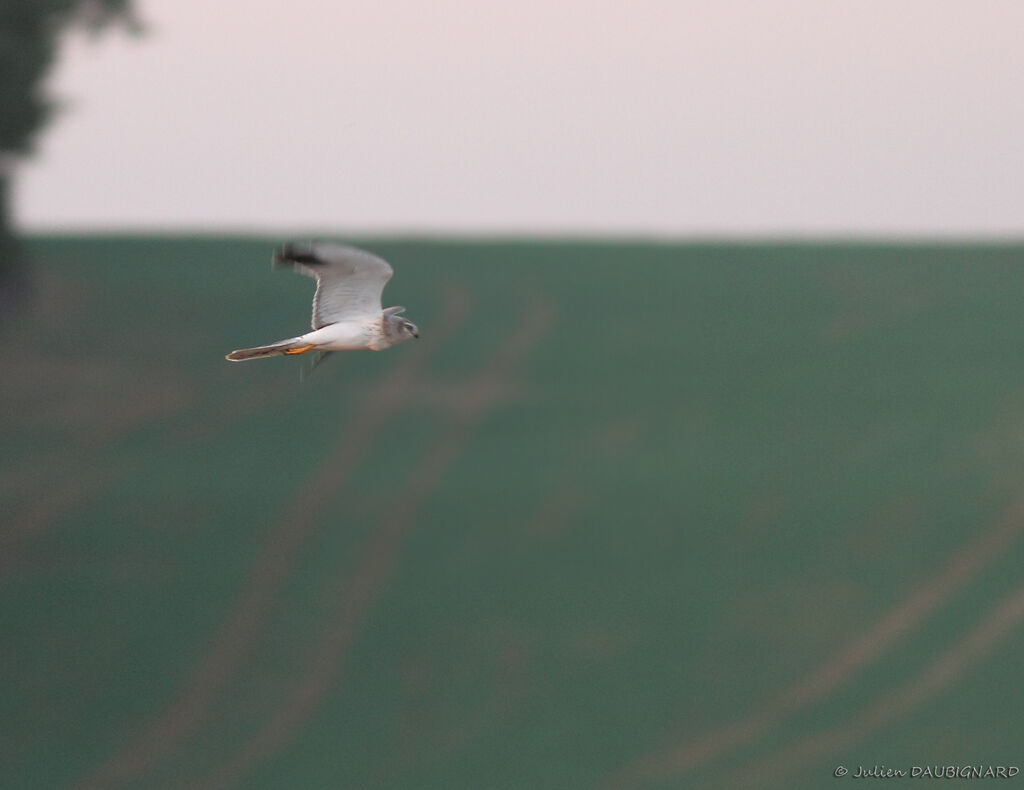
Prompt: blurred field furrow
<box><xmin>3</xmin><ymin>236</ymin><xmax>1024</xmax><ymax>790</ymax></box>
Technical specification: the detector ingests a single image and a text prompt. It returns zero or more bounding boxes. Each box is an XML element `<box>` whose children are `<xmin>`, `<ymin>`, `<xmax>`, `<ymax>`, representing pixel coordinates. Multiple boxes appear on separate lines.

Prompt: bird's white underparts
<box><xmin>226</xmin><ymin>242</ymin><xmax>419</xmax><ymax>362</ymax></box>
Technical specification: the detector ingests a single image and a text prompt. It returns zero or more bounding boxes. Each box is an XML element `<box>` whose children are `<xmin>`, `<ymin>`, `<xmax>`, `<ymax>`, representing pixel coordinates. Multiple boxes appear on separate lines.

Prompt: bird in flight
<box><xmin>226</xmin><ymin>242</ymin><xmax>419</xmax><ymax>371</ymax></box>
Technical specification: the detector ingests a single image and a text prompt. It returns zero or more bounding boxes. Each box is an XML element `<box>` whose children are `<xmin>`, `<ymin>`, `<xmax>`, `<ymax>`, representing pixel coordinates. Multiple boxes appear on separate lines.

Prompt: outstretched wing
<box><xmin>273</xmin><ymin>242</ymin><xmax>394</xmax><ymax>329</ymax></box>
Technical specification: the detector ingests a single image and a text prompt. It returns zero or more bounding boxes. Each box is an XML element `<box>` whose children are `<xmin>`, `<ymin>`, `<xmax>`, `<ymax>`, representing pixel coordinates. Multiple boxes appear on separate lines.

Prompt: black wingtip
<box><xmin>272</xmin><ymin>242</ymin><xmax>323</xmax><ymax>268</ymax></box>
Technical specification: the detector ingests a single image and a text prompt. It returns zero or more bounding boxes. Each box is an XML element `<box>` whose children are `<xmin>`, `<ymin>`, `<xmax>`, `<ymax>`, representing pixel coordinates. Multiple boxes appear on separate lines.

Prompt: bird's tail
<box><xmin>225</xmin><ymin>338</ymin><xmax>314</xmax><ymax>361</ymax></box>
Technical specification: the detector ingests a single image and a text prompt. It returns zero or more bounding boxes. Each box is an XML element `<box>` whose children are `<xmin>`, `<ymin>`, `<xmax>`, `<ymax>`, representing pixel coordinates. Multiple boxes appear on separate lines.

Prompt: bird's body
<box><xmin>226</xmin><ymin>242</ymin><xmax>419</xmax><ymax>364</ymax></box>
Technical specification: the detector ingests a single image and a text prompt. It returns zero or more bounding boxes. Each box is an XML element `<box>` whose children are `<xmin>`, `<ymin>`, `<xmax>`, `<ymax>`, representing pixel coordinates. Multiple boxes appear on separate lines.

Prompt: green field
<box><xmin>4</xmin><ymin>236</ymin><xmax>1024</xmax><ymax>789</ymax></box>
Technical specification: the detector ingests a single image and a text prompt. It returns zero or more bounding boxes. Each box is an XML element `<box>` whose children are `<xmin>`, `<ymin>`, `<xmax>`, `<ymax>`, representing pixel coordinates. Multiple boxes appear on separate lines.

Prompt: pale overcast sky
<box><xmin>14</xmin><ymin>0</ymin><xmax>1024</xmax><ymax>236</ymax></box>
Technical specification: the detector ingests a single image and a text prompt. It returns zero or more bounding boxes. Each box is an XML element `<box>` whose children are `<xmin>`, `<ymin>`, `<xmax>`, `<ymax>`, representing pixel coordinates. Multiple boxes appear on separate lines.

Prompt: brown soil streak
<box><xmin>71</xmin><ymin>288</ymin><xmax>471</xmax><ymax>790</ymax></box>
<box><xmin>602</xmin><ymin>488</ymin><xmax>1024</xmax><ymax>789</ymax></box>
<box><xmin>0</xmin><ymin>465</ymin><xmax>120</xmax><ymax>574</ymax></box>
<box><xmin>722</xmin><ymin>582</ymin><xmax>1024</xmax><ymax>789</ymax></box>
<box><xmin>192</xmin><ymin>298</ymin><xmax>554</xmax><ymax>790</ymax></box>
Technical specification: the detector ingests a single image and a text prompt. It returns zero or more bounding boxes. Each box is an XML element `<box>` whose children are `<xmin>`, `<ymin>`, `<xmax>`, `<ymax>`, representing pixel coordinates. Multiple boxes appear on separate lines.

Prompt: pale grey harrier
<box><xmin>226</xmin><ymin>242</ymin><xmax>419</xmax><ymax>365</ymax></box>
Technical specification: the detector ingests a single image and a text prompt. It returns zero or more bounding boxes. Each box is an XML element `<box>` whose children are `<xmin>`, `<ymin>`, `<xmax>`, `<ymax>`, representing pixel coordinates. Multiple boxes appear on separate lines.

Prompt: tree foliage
<box><xmin>0</xmin><ymin>0</ymin><xmax>138</xmax><ymax>298</ymax></box>
<box><xmin>1</xmin><ymin>0</ymin><xmax>138</xmax><ymax>158</ymax></box>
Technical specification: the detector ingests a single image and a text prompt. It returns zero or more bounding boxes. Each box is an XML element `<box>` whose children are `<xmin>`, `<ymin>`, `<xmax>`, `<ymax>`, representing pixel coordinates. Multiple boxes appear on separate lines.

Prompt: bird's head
<box><xmin>383</xmin><ymin>307</ymin><xmax>419</xmax><ymax>343</ymax></box>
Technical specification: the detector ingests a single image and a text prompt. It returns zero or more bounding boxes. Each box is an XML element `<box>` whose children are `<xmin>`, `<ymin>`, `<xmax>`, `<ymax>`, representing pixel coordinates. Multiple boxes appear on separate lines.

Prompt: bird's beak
<box><xmin>413</xmin><ymin>332</ymin><xmax>420</xmax><ymax>339</ymax></box>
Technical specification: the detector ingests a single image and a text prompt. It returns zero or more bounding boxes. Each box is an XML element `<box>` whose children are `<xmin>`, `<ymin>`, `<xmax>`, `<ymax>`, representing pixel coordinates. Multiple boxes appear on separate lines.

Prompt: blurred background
<box><xmin>3</xmin><ymin>2</ymin><xmax>1024</xmax><ymax>788</ymax></box>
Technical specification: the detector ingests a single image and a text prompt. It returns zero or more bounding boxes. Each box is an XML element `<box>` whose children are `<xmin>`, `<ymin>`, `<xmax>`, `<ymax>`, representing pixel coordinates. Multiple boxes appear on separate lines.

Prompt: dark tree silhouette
<box><xmin>0</xmin><ymin>0</ymin><xmax>138</xmax><ymax>310</ymax></box>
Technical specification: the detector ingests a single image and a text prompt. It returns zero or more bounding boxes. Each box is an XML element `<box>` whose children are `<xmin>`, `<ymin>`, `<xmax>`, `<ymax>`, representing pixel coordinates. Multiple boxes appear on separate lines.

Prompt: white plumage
<box><xmin>225</xmin><ymin>242</ymin><xmax>419</xmax><ymax>364</ymax></box>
